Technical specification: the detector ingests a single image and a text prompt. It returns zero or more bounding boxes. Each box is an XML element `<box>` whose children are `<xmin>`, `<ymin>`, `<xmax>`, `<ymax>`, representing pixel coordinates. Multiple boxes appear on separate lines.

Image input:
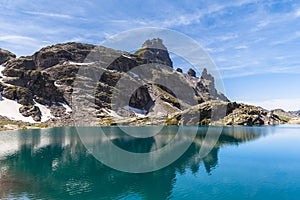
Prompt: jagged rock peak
<box><xmin>176</xmin><ymin>68</ymin><xmax>183</xmax><ymax>73</ymax></box>
<box><xmin>135</xmin><ymin>38</ymin><xmax>173</xmax><ymax>67</ymax></box>
<box><xmin>0</xmin><ymin>48</ymin><xmax>16</xmax><ymax>64</ymax></box>
<box><xmin>142</xmin><ymin>38</ymin><xmax>167</xmax><ymax>50</ymax></box>
<box><xmin>187</xmin><ymin>68</ymin><xmax>196</xmax><ymax>77</ymax></box>
<box><xmin>201</xmin><ymin>68</ymin><xmax>214</xmax><ymax>82</ymax></box>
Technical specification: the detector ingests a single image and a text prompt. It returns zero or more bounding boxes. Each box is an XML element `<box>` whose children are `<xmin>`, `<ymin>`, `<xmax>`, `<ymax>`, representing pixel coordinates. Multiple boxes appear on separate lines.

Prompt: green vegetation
<box><xmin>7</xmin><ymin>86</ymin><xmax>17</xmax><ymax>91</ymax></box>
<box><xmin>276</xmin><ymin>115</ymin><xmax>290</xmax><ymax>122</ymax></box>
<box><xmin>0</xmin><ymin>119</ymin><xmax>28</xmax><ymax>131</ymax></box>
<box><xmin>134</xmin><ymin>48</ymin><xmax>147</xmax><ymax>55</ymax></box>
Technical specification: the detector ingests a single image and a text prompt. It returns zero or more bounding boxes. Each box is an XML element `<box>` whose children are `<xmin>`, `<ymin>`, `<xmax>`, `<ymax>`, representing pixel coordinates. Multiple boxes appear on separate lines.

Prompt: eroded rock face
<box><xmin>135</xmin><ymin>38</ymin><xmax>173</xmax><ymax>67</ymax></box>
<box><xmin>0</xmin><ymin>48</ymin><xmax>16</xmax><ymax>64</ymax></box>
<box><xmin>129</xmin><ymin>86</ymin><xmax>154</xmax><ymax>112</ymax></box>
<box><xmin>4</xmin><ymin>57</ymin><xmax>35</xmax><ymax>71</ymax></box>
<box><xmin>2</xmin><ymin>86</ymin><xmax>33</xmax><ymax>105</ymax></box>
<box><xmin>32</xmin><ymin>42</ymin><xmax>95</xmax><ymax>69</ymax></box>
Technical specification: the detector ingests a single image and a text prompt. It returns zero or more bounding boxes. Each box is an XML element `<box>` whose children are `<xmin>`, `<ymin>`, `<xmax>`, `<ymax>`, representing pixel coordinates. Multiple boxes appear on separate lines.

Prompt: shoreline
<box><xmin>1</xmin><ymin>118</ymin><xmax>297</xmax><ymax>132</ymax></box>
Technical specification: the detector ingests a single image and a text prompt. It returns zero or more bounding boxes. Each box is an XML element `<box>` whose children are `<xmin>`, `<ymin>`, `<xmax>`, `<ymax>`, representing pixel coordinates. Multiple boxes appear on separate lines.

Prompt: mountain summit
<box><xmin>0</xmin><ymin>39</ymin><xmax>286</xmax><ymax>129</ymax></box>
<box><xmin>135</xmin><ymin>38</ymin><xmax>173</xmax><ymax>67</ymax></box>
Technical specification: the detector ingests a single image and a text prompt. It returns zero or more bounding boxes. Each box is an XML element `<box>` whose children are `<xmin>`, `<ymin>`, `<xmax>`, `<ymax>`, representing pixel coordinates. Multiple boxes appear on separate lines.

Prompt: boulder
<box><xmin>2</xmin><ymin>86</ymin><xmax>17</xmax><ymax>100</ymax></box>
<box><xmin>187</xmin><ymin>68</ymin><xmax>196</xmax><ymax>77</ymax></box>
<box><xmin>2</xmin><ymin>86</ymin><xmax>33</xmax><ymax>105</ymax></box>
<box><xmin>176</xmin><ymin>68</ymin><xmax>183</xmax><ymax>73</ymax></box>
<box><xmin>19</xmin><ymin>105</ymin><xmax>42</xmax><ymax>121</ymax></box>
<box><xmin>16</xmin><ymin>87</ymin><xmax>33</xmax><ymax>105</ymax></box>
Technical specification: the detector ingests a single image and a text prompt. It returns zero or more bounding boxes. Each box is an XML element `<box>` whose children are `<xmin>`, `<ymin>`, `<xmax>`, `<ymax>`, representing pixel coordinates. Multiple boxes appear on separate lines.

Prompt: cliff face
<box><xmin>0</xmin><ymin>48</ymin><xmax>16</xmax><ymax>65</ymax></box>
<box><xmin>0</xmin><ymin>39</ymin><xmax>285</xmax><ymax>127</ymax></box>
<box><xmin>135</xmin><ymin>38</ymin><xmax>173</xmax><ymax>67</ymax></box>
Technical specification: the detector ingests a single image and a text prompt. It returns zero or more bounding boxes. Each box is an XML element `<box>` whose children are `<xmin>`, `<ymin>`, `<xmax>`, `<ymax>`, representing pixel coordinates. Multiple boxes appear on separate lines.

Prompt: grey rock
<box><xmin>176</xmin><ymin>68</ymin><xmax>183</xmax><ymax>73</ymax></box>
<box><xmin>0</xmin><ymin>48</ymin><xmax>16</xmax><ymax>64</ymax></box>
<box><xmin>19</xmin><ymin>105</ymin><xmax>41</xmax><ymax>121</ymax></box>
<box><xmin>135</xmin><ymin>38</ymin><xmax>173</xmax><ymax>67</ymax></box>
<box><xmin>32</xmin><ymin>42</ymin><xmax>95</xmax><ymax>69</ymax></box>
<box><xmin>187</xmin><ymin>68</ymin><xmax>196</xmax><ymax>77</ymax></box>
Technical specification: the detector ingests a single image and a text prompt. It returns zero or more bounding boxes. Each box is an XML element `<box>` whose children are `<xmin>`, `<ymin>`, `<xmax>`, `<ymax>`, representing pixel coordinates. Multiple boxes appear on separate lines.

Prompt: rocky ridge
<box><xmin>0</xmin><ymin>39</ymin><xmax>291</xmax><ymax>129</ymax></box>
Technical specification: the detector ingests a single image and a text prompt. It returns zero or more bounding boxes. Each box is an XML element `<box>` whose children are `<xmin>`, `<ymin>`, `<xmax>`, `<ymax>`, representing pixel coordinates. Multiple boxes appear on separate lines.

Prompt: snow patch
<box><xmin>122</xmin><ymin>54</ymin><xmax>132</xmax><ymax>59</ymax></box>
<box><xmin>0</xmin><ymin>97</ymin><xmax>35</xmax><ymax>123</ymax></box>
<box><xmin>123</xmin><ymin>105</ymin><xmax>147</xmax><ymax>115</ymax></box>
<box><xmin>0</xmin><ymin>97</ymin><xmax>55</xmax><ymax>123</ymax></box>
<box><xmin>58</xmin><ymin>102</ymin><xmax>72</xmax><ymax>113</ymax></box>
<box><xmin>54</xmin><ymin>81</ymin><xmax>62</xmax><ymax>87</ymax></box>
<box><xmin>0</xmin><ymin>65</ymin><xmax>6</xmax><ymax>82</ymax></box>
<box><xmin>68</xmin><ymin>61</ymin><xmax>94</xmax><ymax>66</ymax></box>
<box><xmin>33</xmin><ymin>100</ymin><xmax>54</xmax><ymax>122</ymax></box>
<box><xmin>101</xmin><ymin>108</ymin><xmax>122</xmax><ymax>119</ymax></box>
<box><xmin>129</xmin><ymin>71</ymin><xmax>139</xmax><ymax>78</ymax></box>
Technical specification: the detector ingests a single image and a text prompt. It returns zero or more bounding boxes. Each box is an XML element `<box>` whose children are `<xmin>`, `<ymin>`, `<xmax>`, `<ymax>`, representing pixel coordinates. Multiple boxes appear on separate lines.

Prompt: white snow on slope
<box><xmin>0</xmin><ymin>96</ymin><xmax>54</xmax><ymax>123</ymax></box>
<box><xmin>33</xmin><ymin>100</ymin><xmax>54</xmax><ymax>122</ymax></box>
<box><xmin>68</xmin><ymin>61</ymin><xmax>94</xmax><ymax>66</ymax></box>
<box><xmin>122</xmin><ymin>54</ymin><xmax>133</xmax><ymax>59</ymax></box>
<box><xmin>0</xmin><ymin>96</ymin><xmax>35</xmax><ymax>123</ymax></box>
<box><xmin>123</xmin><ymin>105</ymin><xmax>147</xmax><ymax>115</ymax></box>
<box><xmin>0</xmin><ymin>65</ymin><xmax>5</xmax><ymax>81</ymax></box>
<box><xmin>1</xmin><ymin>65</ymin><xmax>56</xmax><ymax>123</ymax></box>
<box><xmin>129</xmin><ymin>71</ymin><xmax>139</xmax><ymax>78</ymax></box>
<box><xmin>58</xmin><ymin>102</ymin><xmax>72</xmax><ymax>113</ymax></box>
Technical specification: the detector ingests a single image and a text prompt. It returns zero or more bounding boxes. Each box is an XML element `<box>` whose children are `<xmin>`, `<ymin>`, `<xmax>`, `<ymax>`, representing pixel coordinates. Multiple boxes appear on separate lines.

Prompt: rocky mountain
<box><xmin>270</xmin><ymin>109</ymin><xmax>297</xmax><ymax>122</ymax></box>
<box><xmin>0</xmin><ymin>39</ymin><xmax>287</xmax><ymax>129</ymax></box>
<box><xmin>0</xmin><ymin>48</ymin><xmax>16</xmax><ymax>65</ymax></box>
<box><xmin>291</xmin><ymin>110</ymin><xmax>300</xmax><ymax>116</ymax></box>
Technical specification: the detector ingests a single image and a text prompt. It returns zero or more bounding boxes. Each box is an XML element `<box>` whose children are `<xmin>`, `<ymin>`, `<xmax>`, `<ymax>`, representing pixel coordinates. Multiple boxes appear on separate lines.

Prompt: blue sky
<box><xmin>0</xmin><ymin>0</ymin><xmax>300</xmax><ymax>110</ymax></box>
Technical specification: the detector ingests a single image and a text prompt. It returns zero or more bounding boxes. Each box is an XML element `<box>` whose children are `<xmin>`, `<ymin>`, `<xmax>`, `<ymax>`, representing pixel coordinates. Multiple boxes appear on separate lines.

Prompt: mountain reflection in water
<box><xmin>0</xmin><ymin>126</ymin><xmax>270</xmax><ymax>200</ymax></box>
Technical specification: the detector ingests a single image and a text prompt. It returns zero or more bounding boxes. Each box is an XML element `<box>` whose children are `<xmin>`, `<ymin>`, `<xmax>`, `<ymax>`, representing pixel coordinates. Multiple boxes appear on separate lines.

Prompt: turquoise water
<box><xmin>0</xmin><ymin>126</ymin><xmax>300</xmax><ymax>199</ymax></box>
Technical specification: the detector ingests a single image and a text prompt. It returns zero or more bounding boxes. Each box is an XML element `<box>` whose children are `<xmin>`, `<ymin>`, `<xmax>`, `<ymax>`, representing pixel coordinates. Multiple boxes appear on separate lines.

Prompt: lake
<box><xmin>0</xmin><ymin>125</ymin><xmax>300</xmax><ymax>199</ymax></box>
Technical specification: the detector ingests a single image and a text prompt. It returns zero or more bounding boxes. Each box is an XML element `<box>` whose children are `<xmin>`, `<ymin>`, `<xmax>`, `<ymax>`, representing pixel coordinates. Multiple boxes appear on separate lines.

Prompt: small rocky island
<box><xmin>0</xmin><ymin>39</ymin><xmax>298</xmax><ymax>130</ymax></box>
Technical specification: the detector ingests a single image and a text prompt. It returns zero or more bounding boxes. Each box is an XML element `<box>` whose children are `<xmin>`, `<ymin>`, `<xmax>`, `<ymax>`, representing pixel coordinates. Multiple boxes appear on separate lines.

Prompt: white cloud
<box><xmin>0</xmin><ymin>35</ymin><xmax>36</xmax><ymax>42</ymax></box>
<box><xmin>235</xmin><ymin>45</ymin><xmax>248</xmax><ymax>49</ymax></box>
<box><xmin>295</xmin><ymin>9</ymin><xmax>300</xmax><ymax>17</ymax></box>
<box><xmin>24</xmin><ymin>11</ymin><xmax>73</xmax><ymax>19</ymax></box>
<box><xmin>219</xmin><ymin>65</ymin><xmax>248</xmax><ymax>71</ymax></box>
<box><xmin>251</xmin><ymin>20</ymin><xmax>271</xmax><ymax>32</ymax></box>
<box><xmin>0</xmin><ymin>35</ymin><xmax>43</xmax><ymax>56</ymax></box>
<box><xmin>244</xmin><ymin>99</ymin><xmax>300</xmax><ymax>111</ymax></box>
<box><xmin>271</xmin><ymin>32</ymin><xmax>300</xmax><ymax>45</ymax></box>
